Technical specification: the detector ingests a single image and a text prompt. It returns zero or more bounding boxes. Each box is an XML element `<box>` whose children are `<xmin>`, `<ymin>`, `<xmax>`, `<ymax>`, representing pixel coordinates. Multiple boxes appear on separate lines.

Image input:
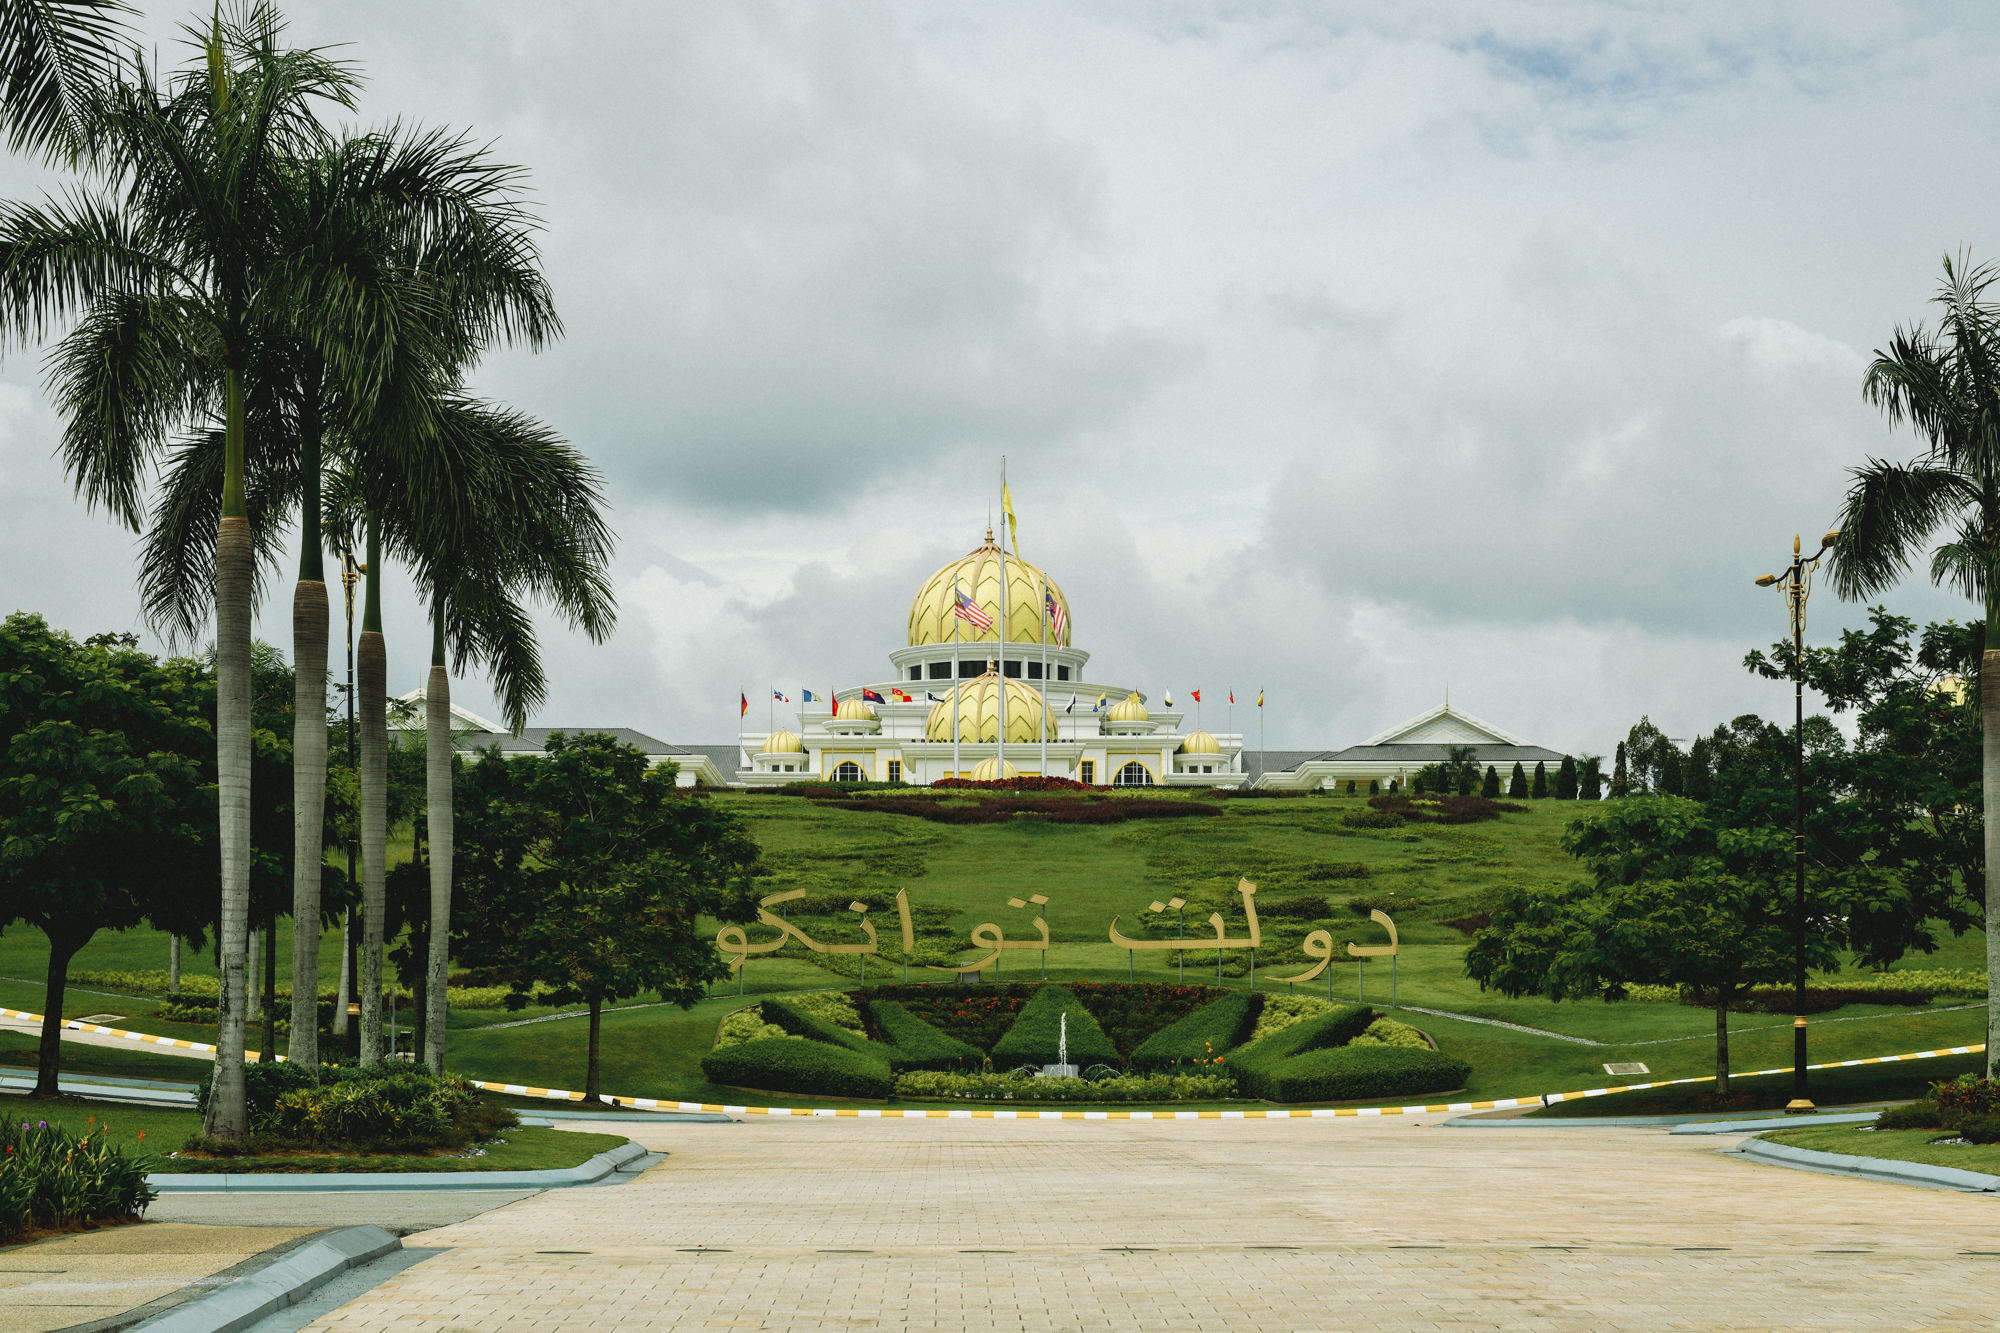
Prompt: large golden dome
<box><xmin>970</xmin><ymin>756</ymin><xmax>1021</xmax><ymax>781</ymax></box>
<box><xmin>924</xmin><ymin>674</ymin><xmax>1058</xmax><ymax>743</ymax></box>
<box><xmin>908</xmin><ymin>532</ymin><xmax>1072</xmax><ymax>648</ymax></box>
<box><xmin>1107</xmin><ymin>692</ymin><xmax>1149</xmax><ymax>723</ymax></box>
<box><xmin>762</xmin><ymin>728</ymin><xmax>803</xmax><ymax>754</ymax></box>
<box><xmin>1180</xmin><ymin>729</ymin><xmax>1221</xmax><ymax>755</ymax></box>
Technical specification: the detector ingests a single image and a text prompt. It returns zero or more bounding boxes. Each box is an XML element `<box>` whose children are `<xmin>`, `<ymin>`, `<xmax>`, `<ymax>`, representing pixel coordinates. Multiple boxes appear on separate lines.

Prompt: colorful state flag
<box><xmin>1044</xmin><ymin>589</ymin><xmax>1067</xmax><ymax>641</ymax></box>
<box><xmin>1257</xmin><ymin>690</ymin><xmax>1264</xmax><ymax>707</ymax></box>
<box><xmin>953</xmin><ymin>582</ymin><xmax>994</xmax><ymax>631</ymax></box>
<box><xmin>1066</xmin><ymin>695</ymin><xmax>1076</xmax><ymax>713</ymax></box>
<box><xmin>891</xmin><ymin>688</ymin><xmax>911</xmax><ymax>702</ymax></box>
<box><xmin>802</xmin><ymin>689</ymin><xmax>820</xmax><ymax>703</ymax></box>
<box><xmin>1002</xmin><ymin>482</ymin><xmax>1018</xmax><ymax>552</ymax></box>
<box><xmin>1190</xmin><ymin>689</ymin><xmax>1202</xmax><ymax>704</ymax></box>
<box><xmin>1229</xmin><ymin>691</ymin><xmax>1235</xmax><ymax>704</ymax></box>
<box><xmin>927</xmin><ymin>691</ymin><xmax>947</xmax><ymax>703</ymax></box>
<box><xmin>862</xmin><ymin>688</ymin><xmax>886</xmax><ymax>703</ymax></box>
<box><xmin>1165</xmin><ymin>690</ymin><xmax>1173</xmax><ymax>708</ymax></box>
<box><xmin>773</xmin><ymin>690</ymin><xmax>789</xmax><ymax>703</ymax></box>
<box><xmin>740</xmin><ymin>692</ymin><xmax>749</xmax><ymax>717</ymax></box>
<box><xmin>1094</xmin><ymin>693</ymin><xmax>1107</xmax><ymax>712</ymax></box>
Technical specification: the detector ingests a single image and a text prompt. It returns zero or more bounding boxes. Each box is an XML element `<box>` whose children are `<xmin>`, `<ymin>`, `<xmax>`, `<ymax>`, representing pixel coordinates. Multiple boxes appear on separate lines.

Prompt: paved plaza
<box><xmin>286</xmin><ymin>1115</ymin><xmax>1997</xmax><ymax>1332</ymax></box>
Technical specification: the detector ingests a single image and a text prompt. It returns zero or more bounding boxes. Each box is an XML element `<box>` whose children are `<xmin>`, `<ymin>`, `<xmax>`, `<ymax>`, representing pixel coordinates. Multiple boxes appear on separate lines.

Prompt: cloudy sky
<box><xmin>4</xmin><ymin>2</ymin><xmax>1998</xmax><ymax>756</ymax></box>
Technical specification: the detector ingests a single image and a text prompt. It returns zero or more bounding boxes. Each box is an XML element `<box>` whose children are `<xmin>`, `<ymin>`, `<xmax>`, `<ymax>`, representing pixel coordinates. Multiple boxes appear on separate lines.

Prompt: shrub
<box><xmin>716</xmin><ymin>1008</ymin><xmax>797</xmax><ymax>1049</ymax></box>
<box><xmin>0</xmin><ymin>1117</ymin><xmax>157</xmax><ymax>1240</ymax></box>
<box><xmin>1251</xmin><ymin>994</ymin><xmax>1335</xmax><ymax>1043</ymax></box>
<box><xmin>1954</xmin><ymin>1112</ymin><xmax>2000</xmax><ymax>1144</ymax></box>
<box><xmin>1340</xmin><ymin>809</ymin><xmax>1404</xmax><ymax>829</ymax></box>
<box><xmin>1441</xmin><ymin>912</ymin><xmax>1492</xmax><ymax>937</ymax></box>
<box><xmin>194</xmin><ymin>1060</ymin><xmax>324</xmax><ymax>1121</ymax></box>
<box><xmin>824</xmin><ymin>795</ymin><xmax>1220</xmax><ymax>825</ymax></box>
<box><xmin>1128</xmin><ymin>991</ymin><xmax>1261</xmax><ymax>1072</ymax></box>
<box><xmin>894</xmin><ymin>1069</ymin><xmax>1238</xmax><ymax>1102</ymax></box>
<box><xmin>1932</xmin><ymin>1074</ymin><xmax>2000</xmax><ymax>1118</ymax></box>
<box><xmin>856</xmin><ymin>981</ymin><xmax>1227</xmax><ymax>1056</ymax></box>
<box><xmin>1246</xmin><ymin>1046</ymin><xmax>1471</xmax><ymax>1104</ymax></box>
<box><xmin>263</xmin><ymin>1071</ymin><xmax>487</xmax><ymax>1151</ymax></box>
<box><xmin>1874</xmin><ymin>1100</ymin><xmax>1945</xmax><ymax>1131</ymax></box>
<box><xmin>866</xmin><ymin>1000</ymin><xmax>986</xmax><ymax>1072</ymax></box>
<box><xmin>760</xmin><ymin>997</ymin><xmax>898</xmax><ymax>1062</ymax></box>
<box><xmin>1226</xmin><ymin>1004</ymin><xmax>1379</xmax><ymax>1098</ymax></box>
<box><xmin>700</xmin><ymin>1037</ymin><xmax>893</xmax><ymax>1100</ymax></box>
<box><xmin>1365</xmin><ymin>794</ymin><xmax>1526</xmax><ymax>824</ymax></box>
<box><xmin>990</xmin><ymin>986</ymin><xmax>1123</xmax><ymax>1071</ymax></box>
<box><xmin>1348</xmin><ymin>1018</ymin><xmax>1428</xmax><ymax>1049</ymax></box>
<box><xmin>1303</xmin><ymin>862</ymin><xmax>1370</xmax><ymax>881</ymax></box>
<box><xmin>774</xmin><ymin>990</ymin><xmax>866</xmax><ymax>1035</ymax></box>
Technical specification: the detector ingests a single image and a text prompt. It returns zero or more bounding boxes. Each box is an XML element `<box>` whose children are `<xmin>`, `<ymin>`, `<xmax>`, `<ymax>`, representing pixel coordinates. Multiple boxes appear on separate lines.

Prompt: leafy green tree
<box><xmin>1824</xmin><ymin>257</ymin><xmax>2000</xmax><ymax>1073</ymax></box>
<box><xmin>1481</xmin><ymin>765</ymin><xmax>1500</xmax><ymax>798</ymax></box>
<box><xmin>450</xmin><ymin>734</ymin><xmax>761</xmax><ymax>1099</ymax></box>
<box><xmin>1610</xmin><ymin>742</ymin><xmax>1629</xmax><ymax>798</ymax></box>
<box><xmin>1554</xmin><ymin>754</ymin><xmax>1577</xmax><ymax>800</ymax></box>
<box><xmin>0</xmin><ymin>0</ymin><xmax>131</xmax><ymax>159</ymax></box>
<box><xmin>1685</xmin><ymin>737</ymin><xmax>1713</xmax><ymax>801</ymax></box>
<box><xmin>1465</xmin><ymin>795</ymin><xmax>1815</xmax><ymax>1092</ymax></box>
<box><xmin>0</xmin><ymin>613</ymin><xmax>212</xmax><ymax>1095</ymax></box>
<box><xmin>0</xmin><ymin>7</ymin><xmax>356</xmax><ymax>1138</ymax></box>
<box><xmin>1578</xmin><ymin>754</ymin><xmax>1603</xmax><ymax>801</ymax></box>
<box><xmin>1508</xmin><ymin>762</ymin><xmax>1528</xmax><ymax>799</ymax></box>
<box><xmin>1444</xmin><ymin>744</ymin><xmax>1479</xmax><ymax>796</ymax></box>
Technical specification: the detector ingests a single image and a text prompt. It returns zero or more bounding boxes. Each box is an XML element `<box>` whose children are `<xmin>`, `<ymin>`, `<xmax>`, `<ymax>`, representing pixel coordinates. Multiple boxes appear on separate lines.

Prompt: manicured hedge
<box><xmin>989</xmin><ymin>985</ymin><xmax>1123</xmax><ymax>1072</ymax></box>
<box><xmin>867</xmin><ymin>1000</ymin><xmax>986</xmax><ymax>1072</ymax></box>
<box><xmin>700</xmin><ymin>1037</ymin><xmax>894</xmax><ymax>1100</ymax></box>
<box><xmin>1225</xmin><ymin>1005</ymin><xmax>1468</xmax><ymax>1102</ymax></box>
<box><xmin>1128</xmin><ymin>991</ymin><xmax>1262</xmax><ymax>1072</ymax></box>
<box><xmin>855</xmin><ymin>981</ymin><xmax>1229</xmax><ymax>1056</ymax></box>
<box><xmin>760</xmin><ymin>998</ymin><xmax>899</xmax><ymax>1062</ymax></box>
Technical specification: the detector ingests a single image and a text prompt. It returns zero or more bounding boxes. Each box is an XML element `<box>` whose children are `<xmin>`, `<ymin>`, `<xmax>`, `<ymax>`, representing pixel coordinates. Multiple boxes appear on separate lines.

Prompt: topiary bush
<box><xmin>0</xmin><ymin>1116</ymin><xmax>157</xmax><ymax>1240</ymax></box>
<box><xmin>866</xmin><ymin>1000</ymin><xmax>986</xmax><ymax>1072</ymax></box>
<box><xmin>989</xmin><ymin>986</ymin><xmax>1123</xmax><ymax>1072</ymax></box>
<box><xmin>1128</xmin><ymin>991</ymin><xmax>1262</xmax><ymax>1072</ymax></box>
<box><xmin>1954</xmin><ymin>1111</ymin><xmax>2000</xmax><ymax>1144</ymax></box>
<box><xmin>855</xmin><ymin>981</ymin><xmax>1228</xmax><ymax>1057</ymax></box>
<box><xmin>895</xmin><ymin>1069</ymin><xmax>1237</xmax><ymax>1102</ymax></box>
<box><xmin>1226</xmin><ymin>1004</ymin><xmax>1466</xmax><ymax>1102</ymax></box>
<box><xmin>1932</xmin><ymin>1073</ymin><xmax>2000</xmax><ymax>1119</ymax></box>
<box><xmin>700</xmin><ymin>1037</ymin><xmax>894</xmax><ymax>1100</ymax></box>
<box><xmin>1874</xmin><ymin>1100</ymin><xmax>1944</xmax><ymax>1130</ymax></box>
<box><xmin>188</xmin><ymin>1064</ymin><xmax>514</xmax><ymax>1156</ymax></box>
<box><xmin>761</xmin><ymin>997</ymin><xmax>899</xmax><ymax>1063</ymax></box>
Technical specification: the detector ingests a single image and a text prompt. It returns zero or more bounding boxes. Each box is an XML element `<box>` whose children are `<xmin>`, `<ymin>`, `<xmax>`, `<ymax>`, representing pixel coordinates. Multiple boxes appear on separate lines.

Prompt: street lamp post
<box><xmin>1755</xmin><ymin>528</ymin><xmax>1838</xmax><ymax>1115</ymax></box>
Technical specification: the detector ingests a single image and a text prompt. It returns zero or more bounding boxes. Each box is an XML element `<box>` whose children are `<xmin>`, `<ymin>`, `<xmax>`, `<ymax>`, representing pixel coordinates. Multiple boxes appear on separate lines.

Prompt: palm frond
<box><xmin>0</xmin><ymin>0</ymin><xmax>132</xmax><ymax>160</ymax></box>
<box><xmin>1826</xmin><ymin>459</ymin><xmax>1977</xmax><ymax>599</ymax></box>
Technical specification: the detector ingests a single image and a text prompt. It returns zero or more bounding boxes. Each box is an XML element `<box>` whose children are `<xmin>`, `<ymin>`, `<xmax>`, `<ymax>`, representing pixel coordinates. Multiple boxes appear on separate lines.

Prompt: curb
<box><xmin>128</xmin><ymin>1224</ymin><xmax>400</xmax><ymax>1333</ymax></box>
<box><xmin>1731</xmin><ymin>1136</ymin><xmax>2000</xmax><ymax>1193</ymax></box>
<box><xmin>146</xmin><ymin>1140</ymin><xmax>648</xmax><ymax>1193</ymax></box>
<box><xmin>1671</xmin><ymin>1111</ymin><xmax>1881</xmax><ymax>1135</ymax></box>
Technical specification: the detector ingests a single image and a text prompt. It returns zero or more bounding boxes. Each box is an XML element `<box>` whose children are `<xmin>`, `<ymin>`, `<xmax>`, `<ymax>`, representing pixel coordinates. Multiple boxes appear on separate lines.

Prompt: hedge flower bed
<box><xmin>1225</xmin><ymin>1005</ymin><xmax>1468</xmax><ymax>1103</ymax></box>
<box><xmin>1</xmin><ymin>1116</ymin><xmax>157</xmax><ymax>1241</ymax></box>
<box><xmin>894</xmin><ymin>1070</ymin><xmax>1239</xmax><ymax>1103</ymax></box>
<box><xmin>989</xmin><ymin>986</ymin><xmax>1122</xmax><ymax>1072</ymax></box>
<box><xmin>184</xmin><ymin>1064</ymin><xmax>516</xmax><ymax>1158</ymax></box>
<box><xmin>1622</xmin><ymin>970</ymin><xmax>1987</xmax><ymax>1007</ymax></box>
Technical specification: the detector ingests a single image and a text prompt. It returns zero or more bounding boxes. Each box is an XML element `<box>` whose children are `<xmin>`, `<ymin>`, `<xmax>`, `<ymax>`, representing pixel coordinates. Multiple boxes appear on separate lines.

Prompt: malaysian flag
<box><xmin>953</xmin><ymin>583</ymin><xmax>993</xmax><ymax>631</ymax></box>
<box><xmin>1044</xmin><ymin>589</ymin><xmax>1067</xmax><ymax>641</ymax></box>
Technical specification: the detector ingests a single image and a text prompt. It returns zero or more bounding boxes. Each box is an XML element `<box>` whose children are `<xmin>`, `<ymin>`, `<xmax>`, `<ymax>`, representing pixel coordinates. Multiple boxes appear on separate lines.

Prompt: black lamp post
<box><xmin>1755</xmin><ymin>529</ymin><xmax>1839</xmax><ymax>1114</ymax></box>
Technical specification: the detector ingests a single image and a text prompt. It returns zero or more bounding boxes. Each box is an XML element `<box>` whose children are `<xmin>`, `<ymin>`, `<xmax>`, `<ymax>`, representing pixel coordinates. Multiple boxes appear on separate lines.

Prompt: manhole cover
<box><xmin>1602</xmin><ymin>1062</ymin><xmax>1649</xmax><ymax>1076</ymax></box>
<box><xmin>76</xmin><ymin>1014</ymin><xmax>124</xmax><ymax>1025</ymax></box>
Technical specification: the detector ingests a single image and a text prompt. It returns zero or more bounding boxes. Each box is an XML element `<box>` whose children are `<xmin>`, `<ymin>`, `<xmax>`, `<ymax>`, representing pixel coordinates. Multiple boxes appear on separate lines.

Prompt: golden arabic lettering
<box><xmin>716</xmin><ymin>887</ymin><xmax>916</xmax><ymax>974</ymax></box>
<box><xmin>1108</xmin><ymin>879</ymin><xmax>1261</xmax><ymax>951</ymax></box>
<box><xmin>1266</xmin><ymin>908</ymin><xmax>1397</xmax><ymax>984</ymax></box>
<box><xmin>927</xmin><ymin>894</ymin><xmax>1049</xmax><ymax>973</ymax></box>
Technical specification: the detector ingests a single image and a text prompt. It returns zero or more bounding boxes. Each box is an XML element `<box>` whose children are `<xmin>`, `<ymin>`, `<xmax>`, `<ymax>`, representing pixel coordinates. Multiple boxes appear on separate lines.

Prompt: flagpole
<box><xmin>998</xmin><ymin>457</ymin><xmax>1009</xmax><ymax>779</ymax></box>
<box><xmin>1259</xmin><ymin>689</ymin><xmax>1265</xmax><ymax>786</ymax></box>
<box><xmin>953</xmin><ymin>580</ymin><xmax>962</xmax><ymax>778</ymax></box>
<box><xmin>1040</xmin><ymin>574</ymin><xmax>1049</xmax><ymax>777</ymax></box>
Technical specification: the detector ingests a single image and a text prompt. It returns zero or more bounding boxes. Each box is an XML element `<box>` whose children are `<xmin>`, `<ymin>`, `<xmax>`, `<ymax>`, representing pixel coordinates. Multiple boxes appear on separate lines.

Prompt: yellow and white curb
<box><xmin>5</xmin><ymin>1003</ymin><xmax>1981</xmax><ymax>1122</ymax></box>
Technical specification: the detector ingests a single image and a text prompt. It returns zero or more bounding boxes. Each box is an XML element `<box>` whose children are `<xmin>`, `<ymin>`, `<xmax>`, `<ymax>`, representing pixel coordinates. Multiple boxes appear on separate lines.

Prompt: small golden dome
<box><xmin>834</xmin><ymin>695</ymin><xmax>877</xmax><ymax>721</ymax></box>
<box><xmin>1107</xmin><ymin>692</ymin><xmax>1149</xmax><ymax>723</ymax></box>
<box><xmin>924</xmin><ymin>674</ymin><xmax>1058</xmax><ymax>743</ymax></box>
<box><xmin>969</xmin><ymin>756</ymin><xmax>1021</xmax><ymax>782</ymax></box>
<box><xmin>1180</xmin><ymin>729</ymin><xmax>1221</xmax><ymax>755</ymax></box>
<box><xmin>761</xmin><ymin>728</ymin><xmax>803</xmax><ymax>754</ymax></box>
<box><xmin>907</xmin><ymin>532</ymin><xmax>1072</xmax><ymax>649</ymax></box>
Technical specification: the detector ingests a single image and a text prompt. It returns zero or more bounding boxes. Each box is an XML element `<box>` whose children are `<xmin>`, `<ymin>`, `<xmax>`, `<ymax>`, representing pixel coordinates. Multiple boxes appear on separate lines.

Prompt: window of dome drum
<box><xmin>1002</xmin><ymin>660</ymin><xmax>1021</xmax><ymax>677</ymax></box>
<box><xmin>834</xmin><ymin>762</ymin><xmax>862</xmax><ymax>782</ymax></box>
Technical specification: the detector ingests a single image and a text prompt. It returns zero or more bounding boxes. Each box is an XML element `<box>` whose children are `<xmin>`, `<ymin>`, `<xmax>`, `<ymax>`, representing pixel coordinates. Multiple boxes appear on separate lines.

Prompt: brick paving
<box><xmin>300</xmin><ymin>1117</ymin><xmax>1999</xmax><ymax>1331</ymax></box>
<box><xmin>0</xmin><ymin>1223</ymin><xmax>321</xmax><ymax>1333</ymax></box>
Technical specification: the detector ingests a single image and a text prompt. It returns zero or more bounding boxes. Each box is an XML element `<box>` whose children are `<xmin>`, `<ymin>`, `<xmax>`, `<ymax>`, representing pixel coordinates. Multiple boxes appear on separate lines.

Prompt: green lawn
<box><xmin>1759</xmin><ymin>1123</ymin><xmax>2000</xmax><ymax>1176</ymax></box>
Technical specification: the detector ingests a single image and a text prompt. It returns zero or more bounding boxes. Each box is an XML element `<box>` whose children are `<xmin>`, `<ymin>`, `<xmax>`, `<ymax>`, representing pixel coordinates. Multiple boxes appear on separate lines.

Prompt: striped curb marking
<box><xmin>5</xmin><ymin>1004</ymin><xmax>1979</xmax><ymax>1122</ymax></box>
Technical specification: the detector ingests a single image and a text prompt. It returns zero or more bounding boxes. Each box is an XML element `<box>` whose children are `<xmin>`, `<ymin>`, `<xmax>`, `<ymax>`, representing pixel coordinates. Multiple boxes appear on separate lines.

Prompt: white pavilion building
<box><xmin>733</xmin><ymin>530</ymin><xmax>1243</xmax><ymax>788</ymax></box>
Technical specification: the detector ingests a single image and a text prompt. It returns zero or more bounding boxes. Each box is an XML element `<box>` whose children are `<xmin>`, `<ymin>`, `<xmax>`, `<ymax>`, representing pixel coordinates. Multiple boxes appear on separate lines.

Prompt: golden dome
<box><xmin>761</xmin><ymin>728</ymin><xmax>803</xmax><ymax>754</ymax></box>
<box><xmin>908</xmin><ymin>532</ymin><xmax>1072</xmax><ymax>648</ymax></box>
<box><xmin>834</xmin><ymin>695</ymin><xmax>877</xmax><ymax>721</ymax></box>
<box><xmin>1180</xmin><ymin>729</ymin><xmax>1221</xmax><ymax>755</ymax></box>
<box><xmin>1107</xmin><ymin>692</ymin><xmax>1149</xmax><ymax>723</ymax></box>
<box><xmin>924</xmin><ymin>674</ymin><xmax>1058</xmax><ymax>743</ymax></box>
<box><xmin>969</xmin><ymin>757</ymin><xmax>1021</xmax><ymax>782</ymax></box>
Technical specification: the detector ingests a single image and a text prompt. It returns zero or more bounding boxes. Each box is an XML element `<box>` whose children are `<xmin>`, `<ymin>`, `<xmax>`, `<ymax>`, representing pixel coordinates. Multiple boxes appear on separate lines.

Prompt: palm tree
<box><xmin>1826</xmin><ymin>253</ymin><xmax>2000</xmax><ymax>1076</ymax></box>
<box><xmin>0</xmin><ymin>4</ymin><xmax>353</xmax><ymax>1137</ymax></box>
<box><xmin>0</xmin><ymin>0</ymin><xmax>130</xmax><ymax>159</ymax></box>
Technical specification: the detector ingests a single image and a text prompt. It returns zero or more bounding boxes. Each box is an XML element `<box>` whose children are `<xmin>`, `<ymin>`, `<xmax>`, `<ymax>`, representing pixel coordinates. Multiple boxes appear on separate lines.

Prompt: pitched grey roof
<box><xmin>452</xmin><ymin>727</ymin><xmax>676</xmax><ymax>756</ymax></box>
<box><xmin>1241</xmin><ymin>750</ymin><xmax>1336</xmax><ymax>782</ymax></box>
<box><xmin>1317</xmin><ymin>742</ymin><xmax>1569</xmax><ymax>767</ymax></box>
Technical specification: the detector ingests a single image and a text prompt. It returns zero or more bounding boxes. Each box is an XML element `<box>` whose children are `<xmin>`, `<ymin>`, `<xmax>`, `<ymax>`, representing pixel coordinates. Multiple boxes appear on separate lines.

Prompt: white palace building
<box><xmin>735</xmin><ymin>530</ymin><xmax>1239</xmax><ymax>789</ymax></box>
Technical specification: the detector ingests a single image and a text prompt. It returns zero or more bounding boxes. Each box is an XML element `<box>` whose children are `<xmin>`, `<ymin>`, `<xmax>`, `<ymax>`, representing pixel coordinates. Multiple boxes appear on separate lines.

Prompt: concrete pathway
<box><xmin>0</xmin><ymin>1223</ymin><xmax>320</xmax><ymax>1333</ymax></box>
<box><xmin>284</xmin><ymin>1115</ymin><xmax>1999</xmax><ymax>1332</ymax></box>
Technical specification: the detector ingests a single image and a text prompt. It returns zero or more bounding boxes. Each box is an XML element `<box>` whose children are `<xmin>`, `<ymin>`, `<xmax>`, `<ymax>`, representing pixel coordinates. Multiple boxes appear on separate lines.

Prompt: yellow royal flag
<box><xmin>1002</xmin><ymin>482</ymin><xmax>1018</xmax><ymax>553</ymax></box>
<box><xmin>1257</xmin><ymin>690</ymin><xmax>1264</xmax><ymax>707</ymax></box>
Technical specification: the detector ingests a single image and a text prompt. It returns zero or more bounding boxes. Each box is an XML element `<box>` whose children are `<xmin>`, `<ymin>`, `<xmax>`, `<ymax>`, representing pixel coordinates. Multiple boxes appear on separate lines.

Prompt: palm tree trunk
<box><xmin>204</xmin><ymin>368</ymin><xmax>254</xmax><ymax>1137</ymax></box>
<box><xmin>260</xmin><ymin>909</ymin><xmax>277</xmax><ymax>1064</ymax></box>
<box><xmin>289</xmin><ymin>457</ymin><xmax>328</xmax><ymax>1065</ymax></box>
<box><xmin>424</xmin><ymin>601</ymin><xmax>453</xmax><ymax>1075</ymax></box>
<box><xmin>1714</xmin><ymin>994</ymin><xmax>1730</xmax><ymax>1097</ymax></box>
<box><xmin>358</xmin><ymin>512</ymin><xmax>388</xmax><ymax>1067</ymax></box>
<box><xmin>1985</xmin><ymin>640</ymin><xmax>2000</xmax><ymax>1079</ymax></box>
<box><xmin>169</xmin><ymin>935</ymin><xmax>180</xmax><ymax>993</ymax></box>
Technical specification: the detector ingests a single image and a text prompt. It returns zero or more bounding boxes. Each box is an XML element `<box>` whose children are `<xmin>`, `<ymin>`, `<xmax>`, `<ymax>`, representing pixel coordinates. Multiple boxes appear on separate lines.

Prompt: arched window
<box><xmin>1113</xmin><ymin>761</ymin><xmax>1153</xmax><ymax>787</ymax></box>
<box><xmin>833</xmin><ymin>761</ymin><xmax>863</xmax><ymax>783</ymax></box>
